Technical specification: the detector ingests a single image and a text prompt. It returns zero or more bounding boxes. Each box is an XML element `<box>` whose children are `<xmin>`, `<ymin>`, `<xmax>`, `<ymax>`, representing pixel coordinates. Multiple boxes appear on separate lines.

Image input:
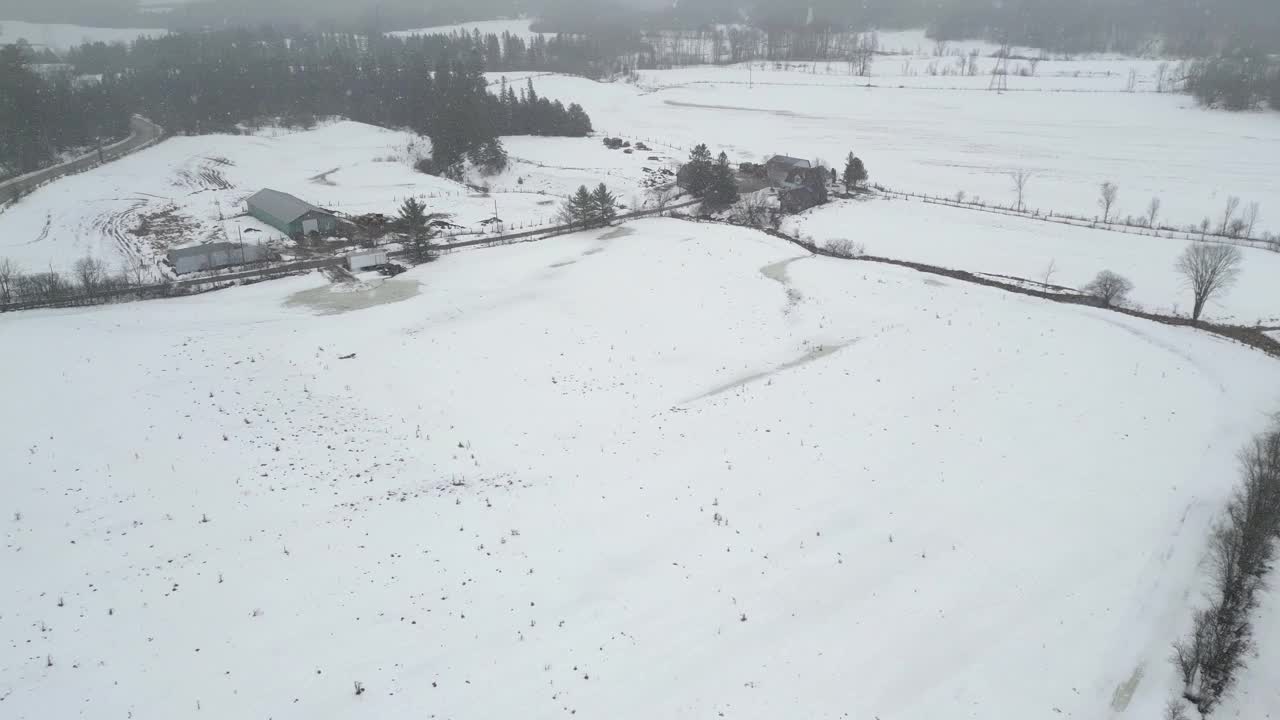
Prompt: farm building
<box><xmin>167</xmin><ymin>242</ymin><xmax>269</xmax><ymax>275</ymax></box>
<box><xmin>765</xmin><ymin>156</ymin><xmax>812</xmax><ymax>187</ymax></box>
<box><xmin>246</xmin><ymin>189</ymin><xmax>337</xmax><ymax>238</ymax></box>
<box><xmin>763</xmin><ymin>155</ymin><xmax>829</xmax><ymax>213</ymax></box>
<box><xmin>347</xmin><ymin>248</ymin><xmax>388</xmax><ymax>272</ymax></box>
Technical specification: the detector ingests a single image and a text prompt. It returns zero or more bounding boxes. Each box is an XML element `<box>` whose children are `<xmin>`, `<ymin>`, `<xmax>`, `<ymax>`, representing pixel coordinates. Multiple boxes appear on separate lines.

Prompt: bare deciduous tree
<box><xmin>1098</xmin><ymin>182</ymin><xmax>1119</xmax><ymax>223</ymax></box>
<box><xmin>1009</xmin><ymin>170</ymin><xmax>1032</xmax><ymax>212</ymax></box>
<box><xmin>1147</xmin><ymin>197</ymin><xmax>1161</xmax><ymax>228</ymax></box>
<box><xmin>1040</xmin><ymin>258</ymin><xmax>1058</xmax><ymax>289</ymax></box>
<box><xmin>1176</xmin><ymin>242</ymin><xmax>1242</xmax><ymax>321</ymax></box>
<box><xmin>1219</xmin><ymin>196</ymin><xmax>1241</xmax><ymax>235</ymax></box>
<box><xmin>649</xmin><ymin>185</ymin><xmax>677</xmax><ymax>214</ymax></box>
<box><xmin>0</xmin><ymin>258</ymin><xmax>18</xmax><ymax>305</ymax></box>
<box><xmin>73</xmin><ymin>257</ymin><xmax>107</xmax><ymax>298</ymax></box>
<box><xmin>731</xmin><ymin>192</ymin><xmax>774</xmax><ymax>228</ymax></box>
<box><xmin>1242</xmin><ymin>201</ymin><xmax>1260</xmax><ymax>238</ymax></box>
<box><xmin>1082</xmin><ymin>270</ymin><xmax>1134</xmax><ymax>307</ymax></box>
<box><xmin>1164</xmin><ymin>699</ymin><xmax>1189</xmax><ymax>720</ymax></box>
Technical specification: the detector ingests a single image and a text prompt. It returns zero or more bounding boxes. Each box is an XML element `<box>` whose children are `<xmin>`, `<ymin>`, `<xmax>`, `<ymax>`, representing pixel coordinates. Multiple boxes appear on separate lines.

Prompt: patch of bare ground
<box><xmin>130</xmin><ymin>203</ymin><xmax>202</xmax><ymax>253</ymax></box>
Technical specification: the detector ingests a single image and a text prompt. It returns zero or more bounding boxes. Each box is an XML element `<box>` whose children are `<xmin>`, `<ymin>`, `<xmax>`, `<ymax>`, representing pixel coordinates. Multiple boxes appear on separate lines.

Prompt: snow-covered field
<box><xmin>0</xmin><ymin>20</ymin><xmax>164</xmax><ymax>50</ymax></box>
<box><xmin>0</xmin><ymin>120</ymin><xmax>675</xmax><ymax>274</ymax></box>
<box><xmin>519</xmin><ymin>66</ymin><xmax>1280</xmax><ymax>237</ymax></box>
<box><xmin>783</xmin><ymin>197</ymin><xmax>1280</xmax><ymax>324</ymax></box>
<box><xmin>387</xmin><ymin>18</ymin><xmax>541</xmax><ymax>41</ymax></box>
<box><xmin>3</xmin><ymin>219</ymin><xmax>1278</xmax><ymax>719</ymax></box>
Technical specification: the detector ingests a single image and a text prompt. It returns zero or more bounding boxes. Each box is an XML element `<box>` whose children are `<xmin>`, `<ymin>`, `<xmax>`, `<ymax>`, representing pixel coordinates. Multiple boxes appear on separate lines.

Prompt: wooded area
<box><xmin>2</xmin><ymin>30</ymin><xmax>594</xmax><ymax>179</ymax></box>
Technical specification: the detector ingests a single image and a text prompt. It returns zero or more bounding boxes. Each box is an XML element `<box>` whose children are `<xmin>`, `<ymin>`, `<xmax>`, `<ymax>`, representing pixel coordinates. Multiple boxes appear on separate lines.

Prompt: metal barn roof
<box><xmin>765</xmin><ymin>156</ymin><xmax>812</xmax><ymax>170</ymax></box>
<box><xmin>167</xmin><ymin>242</ymin><xmax>241</xmax><ymax>259</ymax></box>
<box><xmin>246</xmin><ymin>188</ymin><xmax>328</xmax><ymax>224</ymax></box>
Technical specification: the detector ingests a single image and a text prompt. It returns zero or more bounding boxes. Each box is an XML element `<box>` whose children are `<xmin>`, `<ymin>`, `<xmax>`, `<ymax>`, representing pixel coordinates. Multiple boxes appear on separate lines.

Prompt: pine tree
<box><xmin>590</xmin><ymin>183</ymin><xmax>617</xmax><ymax>224</ymax></box>
<box><xmin>843</xmin><ymin>153</ymin><xmax>868</xmax><ymax>192</ymax></box>
<box><xmin>683</xmin><ymin>143</ymin><xmax>715</xmax><ymax>197</ymax></box>
<box><xmin>398</xmin><ymin>197</ymin><xmax>428</xmax><ymax>234</ymax></box>
<box><xmin>468</xmin><ymin>138</ymin><xmax>509</xmax><ymax>175</ymax></box>
<box><xmin>704</xmin><ymin>152</ymin><xmax>740</xmax><ymax>207</ymax></box>
<box><xmin>398</xmin><ymin>197</ymin><xmax>451</xmax><ymax>263</ymax></box>
<box><xmin>559</xmin><ymin>185</ymin><xmax>596</xmax><ymax>226</ymax></box>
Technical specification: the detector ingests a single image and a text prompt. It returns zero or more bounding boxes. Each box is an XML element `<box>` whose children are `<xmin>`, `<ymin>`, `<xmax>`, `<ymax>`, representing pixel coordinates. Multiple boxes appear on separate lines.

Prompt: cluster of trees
<box><xmin>1185</xmin><ymin>50</ymin><xmax>1280</xmax><ymax>112</ymax></box>
<box><xmin>1172</xmin><ymin>420</ymin><xmax>1280</xmax><ymax>715</ymax></box>
<box><xmin>557</xmin><ymin>184</ymin><xmax>618</xmax><ymax>227</ymax></box>
<box><xmin>40</xmin><ymin>29</ymin><xmax>593</xmax><ymax>177</ymax></box>
<box><xmin>0</xmin><ymin>43</ymin><xmax>131</xmax><ymax>179</ymax></box>
<box><xmin>682</xmin><ymin>144</ymin><xmax>739</xmax><ymax>207</ymax></box>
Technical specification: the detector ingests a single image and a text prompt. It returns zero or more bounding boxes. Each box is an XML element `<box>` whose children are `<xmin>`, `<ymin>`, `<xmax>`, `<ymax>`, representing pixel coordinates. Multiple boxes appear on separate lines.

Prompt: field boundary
<box><xmin>759</xmin><ymin>222</ymin><xmax>1280</xmax><ymax>358</ymax></box>
<box><xmin>871</xmin><ymin>186</ymin><xmax>1280</xmax><ymax>252</ymax></box>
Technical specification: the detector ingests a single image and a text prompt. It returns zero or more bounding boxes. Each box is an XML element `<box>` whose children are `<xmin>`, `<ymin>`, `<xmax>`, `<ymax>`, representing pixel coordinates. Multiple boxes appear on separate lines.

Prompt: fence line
<box><xmin>873</xmin><ymin>186</ymin><xmax>1280</xmax><ymax>253</ymax></box>
<box><xmin>1</xmin><ymin>202</ymin><xmax>700</xmax><ymax>313</ymax></box>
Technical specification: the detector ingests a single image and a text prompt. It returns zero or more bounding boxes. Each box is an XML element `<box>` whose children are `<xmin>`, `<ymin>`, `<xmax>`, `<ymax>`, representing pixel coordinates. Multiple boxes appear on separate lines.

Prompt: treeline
<box><xmin>48</xmin><ymin>29</ymin><xmax>592</xmax><ymax>173</ymax></box>
<box><xmin>1185</xmin><ymin>50</ymin><xmax>1280</xmax><ymax>112</ymax></box>
<box><xmin>1171</xmin><ymin>421</ymin><xmax>1280</xmax><ymax>715</ymax></box>
<box><xmin>0</xmin><ymin>43</ymin><xmax>130</xmax><ymax>179</ymax></box>
<box><xmin>0</xmin><ymin>0</ymin><xmax>526</xmax><ymax>33</ymax></box>
<box><xmin>531</xmin><ymin>0</ymin><xmax>1280</xmax><ymax>56</ymax></box>
<box><xmin>67</xmin><ymin>29</ymin><xmax>629</xmax><ymax>80</ymax></box>
<box><xmin>0</xmin><ymin>255</ymin><xmax>159</xmax><ymax>310</ymax></box>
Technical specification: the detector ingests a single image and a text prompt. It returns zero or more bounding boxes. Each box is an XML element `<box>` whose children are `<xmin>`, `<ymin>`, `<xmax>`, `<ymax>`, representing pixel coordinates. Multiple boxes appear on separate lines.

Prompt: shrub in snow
<box><xmin>1081</xmin><ymin>270</ymin><xmax>1134</xmax><ymax>307</ymax></box>
<box><xmin>822</xmin><ymin>239</ymin><xmax>864</xmax><ymax>259</ymax></box>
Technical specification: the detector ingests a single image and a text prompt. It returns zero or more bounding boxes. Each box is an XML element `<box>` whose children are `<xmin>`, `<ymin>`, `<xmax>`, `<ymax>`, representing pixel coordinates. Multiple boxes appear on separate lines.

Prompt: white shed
<box><xmin>348</xmin><ymin>249</ymin><xmax>388</xmax><ymax>271</ymax></box>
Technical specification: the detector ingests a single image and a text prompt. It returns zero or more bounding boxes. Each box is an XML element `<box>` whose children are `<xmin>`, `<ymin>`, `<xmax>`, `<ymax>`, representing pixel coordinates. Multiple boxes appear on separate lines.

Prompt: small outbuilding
<box><xmin>167</xmin><ymin>242</ymin><xmax>269</xmax><ymax>275</ymax></box>
<box><xmin>347</xmin><ymin>248</ymin><xmax>389</xmax><ymax>272</ymax></box>
<box><xmin>246</xmin><ymin>188</ymin><xmax>337</xmax><ymax>239</ymax></box>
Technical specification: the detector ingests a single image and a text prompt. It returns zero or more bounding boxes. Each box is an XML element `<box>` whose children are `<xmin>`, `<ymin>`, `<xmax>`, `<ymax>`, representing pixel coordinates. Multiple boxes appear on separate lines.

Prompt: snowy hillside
<box><xmin>0</xmin><ymin>20</ymin><xmax>165</xmax><ymax>50</ymax></box>
<box><xmin>0</xmin><ymin>121</ymin><xmax>674</xmax><ymax>274</ymax></box>
<box><xmin>2</xmin><ymin>219</ymin><xmax>1278</xmax><ymax>719</ymax></box>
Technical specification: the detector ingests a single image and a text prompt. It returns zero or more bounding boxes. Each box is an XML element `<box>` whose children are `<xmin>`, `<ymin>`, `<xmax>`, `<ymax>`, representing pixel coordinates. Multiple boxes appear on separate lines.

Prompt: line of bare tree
<box><xmin>0</xmin><ymin>254</ymin><xmax>163</xmax><ymax>311</ymax></box>
<box><xmin>1171</xmin><ymin>420</ymin><xmax>1280</xmax><ymax>715</ymax></box>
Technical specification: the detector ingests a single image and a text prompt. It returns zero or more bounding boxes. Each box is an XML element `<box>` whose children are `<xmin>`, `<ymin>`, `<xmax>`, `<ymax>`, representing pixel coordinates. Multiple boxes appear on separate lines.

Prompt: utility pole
<box><xmin>989</xmin><ymin>36</ymin><xmax>1010</xmax><ymax>93</ymax></box>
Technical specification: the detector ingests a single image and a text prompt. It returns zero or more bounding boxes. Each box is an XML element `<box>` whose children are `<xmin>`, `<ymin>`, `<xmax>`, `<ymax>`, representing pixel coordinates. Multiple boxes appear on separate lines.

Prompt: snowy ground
<box><xmin>783</xmin><ymin>196</ymin><xmax>1280</xmax><ymax>324</ymax></box>
<box><xmin>2</xmin><ymin>219</ymin><xmax>1279</xmax><ymax>719</ymax></box>
<box><xmin>0</xmin><ymin>120</ymin><xmax>675</xmax><ymax>275</ymax></box>
<box><xmin>0</xmin><ymin>20</ymin><xmax>165</xmax><ymax>50</ymax></box>
<box><xmin>387</xmin><ymin>18</ymin><xmax>541</xmax><ymax>41</ymax></box>
<box><xmin>520</xmin><ymin>64</ymin><xmax>1280</xmax><ymax>237</ymax></box>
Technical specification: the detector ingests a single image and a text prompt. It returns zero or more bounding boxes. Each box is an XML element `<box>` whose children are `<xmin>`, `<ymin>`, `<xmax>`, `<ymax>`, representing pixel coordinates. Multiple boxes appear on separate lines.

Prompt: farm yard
<box><xmin>0</xmin><ymin>120</ymin><xmax>677</xmax><ymax>277</ymax></box>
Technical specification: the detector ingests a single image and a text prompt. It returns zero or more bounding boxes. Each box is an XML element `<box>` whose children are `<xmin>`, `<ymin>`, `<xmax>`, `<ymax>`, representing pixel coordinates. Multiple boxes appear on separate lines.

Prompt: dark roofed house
<box><xmin>246</xmin><ymin>189</ymin><xmax>337</xmax><ymax>239</ymax></box>
<box><xmin>764</xmin><ymin>156</ymin><xmax>812</xmax><ymax>187</ymax></box>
